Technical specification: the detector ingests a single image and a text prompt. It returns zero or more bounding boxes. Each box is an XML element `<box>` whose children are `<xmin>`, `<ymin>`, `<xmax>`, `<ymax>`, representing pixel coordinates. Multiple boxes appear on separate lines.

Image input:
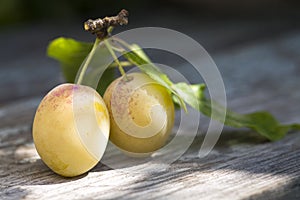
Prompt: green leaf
<box><xmin>47</xmin><ymin>37</ymin><xmax>115</xmax><ymax>95</ymax></box>
<box><xmin>172</xmin><ymin>82</ymin><xmax>201</xmax><ymax>111</ymax></box>
<box><xmin>47</xmin><ymin>37</ymin><xmax>93</xmax><ymax>82</ymax></box>
<box><xmin>121</xmin><ymin>44</ymin><xmax>300</xmax><ymax>141</ymax></box>
<box><xmin>48</xmin><ymin>36</ymin><xmax>300</xmax><ymax>141</ymax></box>
<box><xmin>175</xmin><ymin>83</ymin><xmax>300</xmax><ymax>141</ymax></box>
<box><xmin>129</xmin><ymin>44</ymin><xmax>152</xmax><ymax>63</ymax></box>
<box><xmin>122</xmin><ymin>45</ymin><xmax>187</xmax><ymax>111</ymax></box>
<box><xmin>123</xmin><ymin>51</ymin><xmax>172</xmax><ymax>87</ymax></box>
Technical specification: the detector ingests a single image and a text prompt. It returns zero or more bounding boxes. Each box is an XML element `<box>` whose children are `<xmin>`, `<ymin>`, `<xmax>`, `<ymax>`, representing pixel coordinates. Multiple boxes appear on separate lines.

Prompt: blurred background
<box><xmin>0</xmin><ymin>0</ymin><xmax>300</xmax><ymax>120</ymax></box>
<box><xmin>1</xmin><ymin>0</ymin><xmax>299</xmax><ymax>26</ymax></box>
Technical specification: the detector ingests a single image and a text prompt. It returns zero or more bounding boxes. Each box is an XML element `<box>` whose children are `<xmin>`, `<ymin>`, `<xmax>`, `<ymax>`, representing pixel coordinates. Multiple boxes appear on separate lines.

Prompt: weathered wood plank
<box><xmin>1</xmin><ymin>23</ymin><xmax>300</xmax><ymax>200</ymax></box>
<box><xmin>0</xmin><ymin>98</ymin><xmax>299</xmax><ymax>200</ymax></box>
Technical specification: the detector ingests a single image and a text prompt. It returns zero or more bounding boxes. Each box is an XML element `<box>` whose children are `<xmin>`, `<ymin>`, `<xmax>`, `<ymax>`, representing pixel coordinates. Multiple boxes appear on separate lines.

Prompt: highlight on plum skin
<box><xmin>32</xmin><ymin>83</ymin><xmax>110</xmax><ymax>177</ymax></box>
<box><xmin>103</xmin><ymin>73</ymin><xmax>175</xmax><ymax>156</ymax></box>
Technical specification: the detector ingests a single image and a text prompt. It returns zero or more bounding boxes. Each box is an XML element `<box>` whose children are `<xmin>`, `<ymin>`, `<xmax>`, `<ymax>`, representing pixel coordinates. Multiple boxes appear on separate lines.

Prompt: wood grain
<box><xmin>0</xmin><ymin>98</ymin><xmax>299</xmax><ymax>200</ymax></box>
<box><xmin>1</xmin><ymin>19</ymin><xmax>300</xmax><ymax>199</ymax></box>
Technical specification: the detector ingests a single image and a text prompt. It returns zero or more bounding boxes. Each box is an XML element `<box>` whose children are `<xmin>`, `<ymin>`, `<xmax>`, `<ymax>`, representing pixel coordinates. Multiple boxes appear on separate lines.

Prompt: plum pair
<box><xmin>33</xmin><ymin>73</ymin><xmax>175</xmax><ymax>177</ymax></box>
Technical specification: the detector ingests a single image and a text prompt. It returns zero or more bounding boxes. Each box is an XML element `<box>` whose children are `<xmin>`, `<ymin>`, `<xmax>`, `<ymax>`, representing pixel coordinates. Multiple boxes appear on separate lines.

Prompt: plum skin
<box><xmin>32</xmin><ymin>83</ymin><xmax>110</xmax><ymax>177</ymax></box>
<box><xmin>103</xmin><ymin>73</ymin><xmax>175</xmax><ymax>155</ymax></box>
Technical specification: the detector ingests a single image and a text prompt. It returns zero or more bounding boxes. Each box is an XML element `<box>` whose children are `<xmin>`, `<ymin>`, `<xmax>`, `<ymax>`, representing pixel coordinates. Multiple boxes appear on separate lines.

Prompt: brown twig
<box><xmin>84</xmin><ymin>9</ymin><xmax>129</xmax><ymax>39</ymax></box>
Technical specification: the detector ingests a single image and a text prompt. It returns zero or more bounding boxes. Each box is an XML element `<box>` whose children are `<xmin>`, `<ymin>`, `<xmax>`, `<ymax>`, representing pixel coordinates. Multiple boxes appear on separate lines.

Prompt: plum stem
<box><xmin>79</xmin><ymin>9</ymin><xmax>129</xmax><ymax>83</ymax></box>
<box><xmin>104</xmin><ymin>40</ymin><xmax>128</xmax><ymax>80</ymax></box>
<box><xmin>76</xmin><ymin>38</ymin><xmax>100</xmax><ymax>85</ymax></box>
<box><xmin>84</xmin><ymin>9</ymin><xmax>129</xmax><ymax>40</ymax></box>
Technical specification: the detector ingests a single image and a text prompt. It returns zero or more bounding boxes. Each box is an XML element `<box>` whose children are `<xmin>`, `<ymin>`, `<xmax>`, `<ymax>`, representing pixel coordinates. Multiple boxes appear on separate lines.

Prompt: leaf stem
<box><xmin>76</xmin><ymin>38</ymin><xmax>100</xmax><ymax>85</ymax></box>
<box><xmin>111</xmin><ymin>45</ymin><xmax>125</xmax><ymax>52</ymax></box>
<box><xmin>109</xmin><ymin>61</ymin><xmax>132</xmax><ymax>68</ymax></box>
<box><xmin>104</xmin><ymin>39</ymin><xmax>128</xmax><ymax>80</ymax></box>
<box><xmin>112</xmin><ymin>37</ymin><xmax>132</xmax><ymax>51</ymax></box>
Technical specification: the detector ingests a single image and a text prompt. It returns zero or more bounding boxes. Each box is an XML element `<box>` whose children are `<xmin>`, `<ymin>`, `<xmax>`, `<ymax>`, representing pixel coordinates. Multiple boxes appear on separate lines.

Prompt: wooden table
<box><xmin>1</xmin><ymin>17</ymin><xmax>300</xmax><ymax>199</ymax></box>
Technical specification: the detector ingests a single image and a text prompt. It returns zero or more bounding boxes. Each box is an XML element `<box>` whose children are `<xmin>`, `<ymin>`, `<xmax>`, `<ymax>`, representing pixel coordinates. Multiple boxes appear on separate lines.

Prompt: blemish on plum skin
<box><xmin>41</xmin><ymin>85</ymin><xmax>75</xmax><ymax>111</ymax></box>
<box><xmin>53</xmin><ymin>104</ymin><xmax>58</xmax><ymax>110</ymax></box>
<box><xmin>51</xmin><ymin>84</ymin><xmax>74</xmax><ymax>99</ymax></box>
<box><xmin>66</xmin><ymin>98</ymin><xmax>72</xmax><ymax>104</ymax></box>
<box><xmin>72</xmin><ymin>85</ymin><xmax>80</xmax><ymax>90</ymax></box>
